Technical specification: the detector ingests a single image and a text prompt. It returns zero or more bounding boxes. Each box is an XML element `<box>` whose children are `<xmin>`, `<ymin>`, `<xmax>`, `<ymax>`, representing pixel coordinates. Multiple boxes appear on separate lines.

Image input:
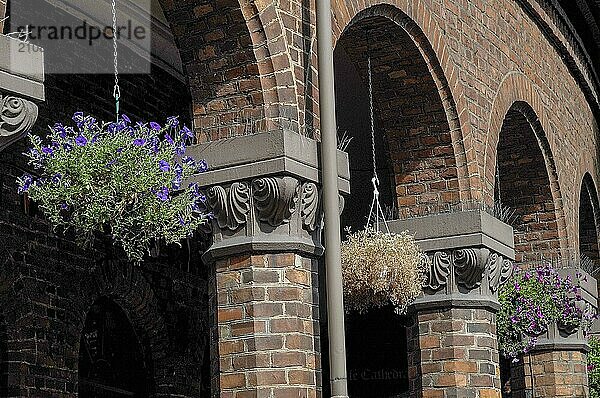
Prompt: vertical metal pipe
<box><xmin>315</xmin><ymin>0</ymin><xmax>349</xmax><ymax>396</ymax></box>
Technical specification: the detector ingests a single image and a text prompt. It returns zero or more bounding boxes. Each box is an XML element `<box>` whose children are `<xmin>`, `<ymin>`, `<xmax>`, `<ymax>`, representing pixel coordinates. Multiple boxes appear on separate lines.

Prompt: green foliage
<box><xmin>589</xmin><ymin>336</ymin><xmax>600</xmax><ymax>398</ymax></box>
<box><xmin>17</xmin><ymin>113</ymin><xmax>209</xmax><ymax>262</ymax></box>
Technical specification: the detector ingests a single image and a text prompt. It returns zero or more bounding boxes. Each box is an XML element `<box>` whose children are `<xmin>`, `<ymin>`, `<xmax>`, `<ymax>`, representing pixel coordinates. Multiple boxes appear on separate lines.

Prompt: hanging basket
<box><xmin>341</xmin><ymin>228</ymin><xmax>425</xmax><ymax>314</ymax></box>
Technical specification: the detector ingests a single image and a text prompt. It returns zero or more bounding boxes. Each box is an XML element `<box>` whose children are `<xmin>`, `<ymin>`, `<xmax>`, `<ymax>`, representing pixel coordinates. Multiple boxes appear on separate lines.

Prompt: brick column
<box><xmin>509</xmin><ymin>268</ymin><xmax>597</xmax><ymax>398</ymax></box>
<box><xmin>391</xmin><ymin>210</ymin><xmax>515</xmax><ymax>398</ymax></box>
<box><xmin>189</xmin><ymin>130</ymin><xmax>350</xmax><ymax>397</ymax></box>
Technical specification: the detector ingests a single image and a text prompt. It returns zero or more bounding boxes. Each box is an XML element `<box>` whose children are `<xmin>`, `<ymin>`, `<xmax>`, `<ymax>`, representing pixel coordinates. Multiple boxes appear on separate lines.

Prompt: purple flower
<box><xmin>164</xmin><ymin>132</ymin><xmax>174</xmax><ymax>145</ymax></box>
<box><xmin>150</xmin><ymin>122</ymin><xmax>161</xmax><ymax>131</ymax></box>
<box><xmin>121</xmin><ymin>114</ymin><xmax>131</xmax><ymax>124</ymax></box>
<box><xmin>41</xmin><ymin>146</ymin><xmax>54</xmax><ymax>155</ymax></box>
<box><xmin>178</xmin><ymin>215</ymin><xmax>186</xmax><ymax>225</ymax></box>
<box><xmin>155</xmin><ymin>186</ymin><xmax>170</xmax><ymax>201</ymax></box>
<box><xmin>174</xmin><ymin>163</ymin><xmax>183</xmax><ymax>177</ymax></box>
<box><xmin>60</xmin><ymin>203</ymin><xmax>68</xmax><ymax>210</ymax></box>
<box><xmin>183</xmin><ymin>156</ymin><xmax>195</xmax><ymax>168</ymax></box>
<box><xmin>167</xmin><ymin>116</ymin><xmax>179</xmax><ymax>127</ymax></box>
<box><xmin>75</xmin><ymin>135</ymin><xmax>88</xmax><ymax>146</ymax></box>
<box><xmin>181</xmin><ymin>126</ymin><xmax>194</xmax><ymax>139</ymax></box>
<box><xmin>197</xmin><ymin>159</ymin><xmax>208</xmax><ymax>173</ymax></box>
<box><xmin>159</xmin><ymin>160</ymin><xmax>170</xmax><ymax>172</ymax></box>
<box><xmin>54</xmin><ymin>123</ymin><xmax>67</xmax><ymax>138</ymax></box>
<box><xmin>116</xmin><ymin>147</ymin><xmax>124</xmax><ymax>153</ymax></box>
<box><xmin>172</xmin><ymin>177</ymin><xmax>182</xmax><ymax>190</ymax></box>
<box><xmin>18</xmin><ymin>174</ymin><xmax>33</xmax><ymax>194</ymax></box>
<box><xmin>106</xmin><ymin>159</ymin><xmax>117</xmax><ymax>167</ymax></box>
<box><xmin>175</xmin><ymin>142</ymin><xmax>186</xmax><ymax>156</ymax></box>
<box><xmin>133</xmin><ymin>138</ymin><xmax>146</xmax><ymax>146</ymax></box>
<box><xmin>72</xmin><ymin>112</ymin><xmax>84</xmax><ymax>122</ymax></box>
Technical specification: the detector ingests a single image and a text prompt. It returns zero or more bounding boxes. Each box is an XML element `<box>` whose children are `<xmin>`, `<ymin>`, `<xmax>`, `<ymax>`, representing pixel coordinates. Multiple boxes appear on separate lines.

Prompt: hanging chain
<box><xmin>364</xmin><ymin>32</ymin><xmax>389</xmax><ymax>234</ymax></box>
<box><xmin>111</xmin><ymin>0</ymin><xmax>121</xmax><ymax>121</ymax></box>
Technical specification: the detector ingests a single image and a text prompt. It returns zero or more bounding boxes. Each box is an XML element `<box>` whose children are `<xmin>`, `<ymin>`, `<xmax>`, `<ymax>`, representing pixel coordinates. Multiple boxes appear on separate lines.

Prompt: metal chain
<box><xmin>367</xmin><ymin>53</ymin><xmax>377</xmax><ymax>184</ymax></box>
<box><xmin>112</xmin><ymin>0</ymin><xmax>121</xmax><ymax>121</ymax></box>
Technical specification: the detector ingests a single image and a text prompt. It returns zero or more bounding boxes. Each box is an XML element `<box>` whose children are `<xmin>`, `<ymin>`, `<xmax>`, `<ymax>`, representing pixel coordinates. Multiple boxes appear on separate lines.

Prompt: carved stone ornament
<box><xmin>0</xmin><ymin>95</ymin><xmax>39</xmax><ymax>151</ymax></box>
<box><xmin>488</xmin><ymin>252</ymin><xmax>514</xmax><ymax>292</ymax></box>
<box><xmin>206</xmin><ymin>182</ymin><xmax>250</xmax><ymax>230</ymax></box>
<box><xmin>454</xmin><ymin>248</ymin><xmax>486</xmax><ymax>289</ymax></box>
<box><xmin>252</xmin><ymin>177</ymin><xmax>300</xmax><ymax>226</ymax></box>
<box><xmin>424</xmin><ymin>251</ymin><xmax>451</xmax><ymax>290</ymax></box>
<box><xmin>300</xmin><ymin>182</ymin><xmax>320</xmax><ymax>231</ymax></box>
<box><xmin>422</xmin><ymin>247</ymin><xmax>513</xmax><ymax>293</ymax></box>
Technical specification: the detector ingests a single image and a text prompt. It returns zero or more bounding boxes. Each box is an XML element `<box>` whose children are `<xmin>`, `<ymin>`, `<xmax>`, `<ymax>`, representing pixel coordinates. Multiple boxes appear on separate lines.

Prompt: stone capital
<box><xmin>186</xmin><ymin>130</ymin><xmax>350</xmax><ymax>263</ymax></box>
<box><xmin>389</xmin><ymin>210</ymin><xmax>516</xmax><ymax>312</ymax></box>
<box><xmin>0</xmin><ymin>35</ymin><xmax>45</xmax><ymax>152</ymax></box>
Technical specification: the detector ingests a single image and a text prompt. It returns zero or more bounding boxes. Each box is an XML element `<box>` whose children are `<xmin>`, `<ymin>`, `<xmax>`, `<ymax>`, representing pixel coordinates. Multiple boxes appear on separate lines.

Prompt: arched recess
<box><xmin>156</xmin><ymin>0</ymin><xmax>297</xmax><ymax>140</ymax></box>
<box><xmin>72</xmin><ymin>260</ymin><xmax>174</xmax><ymax>397</ymax></box>
<box><xmin>579</xmin><ymin>173</ymin><xmax>600</xmax><ymax>268</ymax></box>
<box><xmin>336</xmin><ymin>5</ymin><xmax>466</xmax><ymax>224</ymax></box>
<box><xmin>494</xmin><ymin>101</ymin><xmax>565</xmax><ymax>263</ymax></box>
<box><xmin>78</xmin><ymin>297</ymin><xmax>151</xmax><ymax>397</ymax></box>
<box><xmin>333</xmin><ymin>6</ymin><xmax>465</xmax><ymax>397</ymax></box>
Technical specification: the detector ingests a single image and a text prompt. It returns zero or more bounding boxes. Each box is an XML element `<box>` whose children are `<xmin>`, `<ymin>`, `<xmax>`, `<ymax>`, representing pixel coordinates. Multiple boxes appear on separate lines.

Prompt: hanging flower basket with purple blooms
<box><xmin>498</xmin><ymin>263</ymin><xmax>597</xmax><ymax>360</ymax></box>
<box><xmin>16</xmin><ymin>112</ymin><xmax>210</xmax><ymax>262</ymax></box>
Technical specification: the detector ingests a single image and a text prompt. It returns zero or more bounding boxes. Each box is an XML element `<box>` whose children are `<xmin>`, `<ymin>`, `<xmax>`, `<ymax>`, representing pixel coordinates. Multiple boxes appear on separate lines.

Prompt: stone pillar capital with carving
<box><xmin>390</xmin><ymin>210</ymin><xmax>515</xmax><ymax>398</ymax></box>
<box><xmin>186</xmin><ymin>130</ymin><xmax>349</xmax><ymax>397</ymax></box>
<box><xmin>0</xmin><ymin>35</ymin><xmax>45</xmax><ymax>152</ymax></box>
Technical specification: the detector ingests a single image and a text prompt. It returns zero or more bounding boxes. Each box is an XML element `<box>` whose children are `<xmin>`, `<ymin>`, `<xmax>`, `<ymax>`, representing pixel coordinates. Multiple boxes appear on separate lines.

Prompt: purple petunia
<box><xmin>150</xmin><ymin>122</ymin><xmax>161</xmax><ymax>131</ymax></box>
<box><xmin>121</xmin><ymin>114</ymin><xmax>131</xmax><ymax>124</ymax></box>
<box><xmin>72</xmin><ymin>112</ymin><xmax>84</xmax><ymax>122</ymax></box>
<box><xmin>42</xmin><ymin>146</ymin><xmax>54</xmax><ymax>155</ymax></box>
<box><xmin>159</xmin><ymin>160</ymin><xmax>170</xmax><ymax>172</ymax></box>
<box><xmin>167</xmin><ymin>116</ymin><xmax>179</xmax><ymax>127</ymax></box>
<box><xmin>181</xmin><ymin>126</ymin><xmax>194</xmax><ymax>139</ymax></box>
<box><xmin>75</xmin><ymin>135</ymin><xmax>88</xmax><ymax>146</ymax></box>
<box><xmin>133</xmin><ymin>138</ymin><xmax>146</xmax><ymax>146</ymax></box>
<box><xmin>164</xmin><ymin>132</ymin><xmax>174</xmax><ymax>145</ymax></box>
<box><xmin>175</xmin><ymin>142</ymin><xmax>186</xmax><ymax>156</ymax></box>
<box><xmin>197</xmin><ymin>159</ymin><xmax>208</xmax><ymax>173</ymax></box>
<box><xmin>18</xmin><ymin>174</ymin><xmax>33</xmax><ymax>194</ymax></box>
<box><xmin>155</xmin><ymin>186</ymin><xmax>170</xmax><ymax>201</ymax></box>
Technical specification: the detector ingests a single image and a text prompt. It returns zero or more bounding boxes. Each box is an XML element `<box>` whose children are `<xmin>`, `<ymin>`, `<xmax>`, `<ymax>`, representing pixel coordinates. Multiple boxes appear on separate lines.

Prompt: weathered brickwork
<box><xmin>407</xmin><ymin>308</ymin><xmax>501</xmax><ymax>398</ymax></box>
<box><xmin>511</xmin><ymin>350</ymin><xmax>589</xmax><ymax>397</ymax></box>
<box><xmin>209</xmin><ymin>253</ymin><xmax>321</xmax><ymax>398</ymax></box>
<box><xmin>496</xmin><ymin>102</ymin><xmax>562</xmax><ymax>263</ymax></box>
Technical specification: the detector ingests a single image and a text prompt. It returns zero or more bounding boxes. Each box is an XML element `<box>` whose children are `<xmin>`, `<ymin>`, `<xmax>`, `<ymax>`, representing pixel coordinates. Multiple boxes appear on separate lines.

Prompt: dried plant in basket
<box><xmin>341</xmin><ymin>228</ymin><xmax>425</xmax><ymax>314</ymax></box>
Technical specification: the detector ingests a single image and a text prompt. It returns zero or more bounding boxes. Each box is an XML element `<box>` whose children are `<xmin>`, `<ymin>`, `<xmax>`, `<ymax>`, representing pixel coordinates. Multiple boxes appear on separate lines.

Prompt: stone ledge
<box><xmin>388</xmin><ymin>210</ymin><xmax>515</xmax><ymax>259</ymax></box>
<box><xmin>186</xmin><ymin>129</ymin><xmax>350</xmax><ymax>194</ymax></box>
<box><xmin>0</xmin><ymin>35</ymin><xmax>45</xmax><ymax>100</ymax></box>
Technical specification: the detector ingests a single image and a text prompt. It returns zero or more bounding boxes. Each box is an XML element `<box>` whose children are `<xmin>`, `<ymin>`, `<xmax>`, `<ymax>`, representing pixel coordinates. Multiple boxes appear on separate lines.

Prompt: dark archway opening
<box><xmin>495</xmin><ymin>103</ymin><xmax>562</xmax><ymax>397</ymax></box>
<box><xmin>495</xmin><ymin>103</ymin><xmax>561</xmax><ymax>264</ymax></box>
<box><xmin>579</xmin><ymin>174</ymin><xmax>600</xmax><ymax>267</ymax></box>
<box><xmin>79</xmin><ymin>297</ymin><xmax>151</xmax><ymax>398</ymax></box>
<box><xmin>331</xmin><ymin>12</ymin><xmax>456</xmax><ymax>398</ymax></box>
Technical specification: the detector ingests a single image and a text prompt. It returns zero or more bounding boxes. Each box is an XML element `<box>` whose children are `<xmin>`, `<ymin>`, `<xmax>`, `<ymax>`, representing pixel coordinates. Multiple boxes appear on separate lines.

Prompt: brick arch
<box><xmin>331</xmin><ymin>1</ymin><xmax>474</xmax><ymax>201</ymax></box>
<box><xmin>494</xmin><ymin>101</ymin><xmax>568</xmax><ymax>262</ymax></box>
<box><xmin>579</xmin><ymin>173</ymin><xmax>600</xmax><ymax>263</ymax></box>
<box><xmin>484</xmin><ymin>72</ymin><xmax>569</xmax><ymax>253</ymax></box>
<box><xmin>73</xmin><ymin>260</ymin><xmax>172</xmax><ymax>397</ymax></box>
<box><xmin>157</xmin><ymin>0</ymin><xmax>298</xmax><ymax>140</ymax></box>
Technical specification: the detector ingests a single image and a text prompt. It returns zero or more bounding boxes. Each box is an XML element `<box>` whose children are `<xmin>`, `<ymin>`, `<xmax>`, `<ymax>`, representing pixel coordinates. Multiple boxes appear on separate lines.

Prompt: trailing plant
<box><xmin>498</xmin><ymin>264</ymin><xmax>596</xmax><ymax>359</ymax></box>
<box><xmin>17</xmin><ymin>112</ymin><xmax>210</xmax><ymax>262</ymax></box>
<box><xmin>341</xmin><ymin>228</ymin><xmax>425</xmax><ymax>314</ymax></box>
<box><xmin>589</xmin><ymin>336</ymin><xmax>600</xmax><ymax>398</ymax></box>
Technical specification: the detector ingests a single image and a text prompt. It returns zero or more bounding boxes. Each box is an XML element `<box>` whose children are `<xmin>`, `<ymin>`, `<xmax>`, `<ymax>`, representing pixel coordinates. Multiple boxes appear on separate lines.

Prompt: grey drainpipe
<box><xmin>315</xmin><ymin>0</ymin><xmax>349</xmax><ymax>396</ymax></box>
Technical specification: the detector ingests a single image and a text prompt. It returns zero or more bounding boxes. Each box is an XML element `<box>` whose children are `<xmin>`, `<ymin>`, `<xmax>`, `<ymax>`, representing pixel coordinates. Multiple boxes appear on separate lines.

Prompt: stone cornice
<box><xmin>390</xmin><ymin>210</ymin><xmax>516</xmax><ymax>311</ymax></box>
<box><xmin>187</xmin><ymin>130</ymin><xmax>350</xmax><ymax>263</ymax></box>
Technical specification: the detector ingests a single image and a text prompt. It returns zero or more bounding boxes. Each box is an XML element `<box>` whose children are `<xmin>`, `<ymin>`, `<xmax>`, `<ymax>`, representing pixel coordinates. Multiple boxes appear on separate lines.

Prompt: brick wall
<box><xmin>579</xmin><ymin>173</ymin><xmax>600</xmax><ymax>262</ymax></box>
<box><xmin>510</xmin><ymin>350</ymin><xmax>589</xmax><ymax>397</ymax></box>
<box><xmin>407</xmin><ymin>308</ymin><xmax>501</xmax><ymax>398</ymax></box>
<box><xmin>209</xmin><ymin>253</ymin><xmax>321</xmax><ymax>398</ymax></box>
<box><xmin>496</xmin><ymin>102</ymin><xmax>561</xmax><ymax>263</ymax></box>
<box><xmin>336</xmin><ymin>15</ymin><xmax>460</xmax><ymax>219</ymax></box>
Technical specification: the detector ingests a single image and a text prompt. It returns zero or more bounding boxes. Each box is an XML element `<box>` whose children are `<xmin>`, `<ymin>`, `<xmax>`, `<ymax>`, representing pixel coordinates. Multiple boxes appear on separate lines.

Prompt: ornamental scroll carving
<box><xmin>206</xmin><ymin>182</ymin><xmax>250</xmax><ymax>230</ymax></box>
<box><xmin>205</xmin><ymin>176</ymin><xmax>323</xmax><ymax>233</ymax></box>
<box><xmin>0</xmin><ymin>95</ymin><xmax>39</xmax><ymax>151</ymax></box>
<box><xmin>422</xmin><ymin>247</ymin><xmax>513</xmax><ymax>292</ymax></box>
<box><xmin>488</xmin><ymin>252</ymin><xmax>514</xmax><ymax>292</ymax></box>
<box><xmin>253</xmin><ymin>177</ymin><xmax>300</xmax><ymax>226</ymax></box>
